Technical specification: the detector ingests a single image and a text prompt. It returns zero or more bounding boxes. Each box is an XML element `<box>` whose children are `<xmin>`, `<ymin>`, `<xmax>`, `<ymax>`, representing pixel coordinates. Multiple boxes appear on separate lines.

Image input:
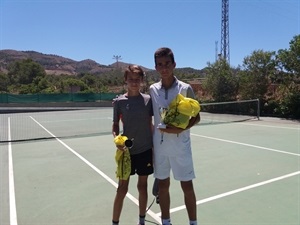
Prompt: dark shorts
<box><xmin>130</xmin><ymin>149</ymin><xmax>153</xmax><ymax>176</ymax></box>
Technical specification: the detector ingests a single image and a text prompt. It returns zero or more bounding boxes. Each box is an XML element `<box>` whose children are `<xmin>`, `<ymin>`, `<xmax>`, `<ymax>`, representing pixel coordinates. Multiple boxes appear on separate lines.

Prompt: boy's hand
<box><xmin>116</xmin><ymin>145</ymin><xmax>126</xmax><ymax>151</ymax></box>
<box><xmin>159</xmin><ymin>125</ymin><xmax>184</xmax><ymax>134</ymax></box>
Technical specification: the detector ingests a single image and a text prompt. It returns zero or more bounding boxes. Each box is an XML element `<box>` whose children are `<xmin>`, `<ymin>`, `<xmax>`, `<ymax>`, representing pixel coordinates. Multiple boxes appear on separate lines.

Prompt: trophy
<box><xmin>158</xmin><ymin>107</ymin><xmax>167</xmax><ymax>129</ymax></box>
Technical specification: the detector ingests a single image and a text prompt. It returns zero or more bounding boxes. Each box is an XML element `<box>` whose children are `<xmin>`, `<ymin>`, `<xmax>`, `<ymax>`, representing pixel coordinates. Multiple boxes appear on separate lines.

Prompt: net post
<box><xmin>257</xmin><ymin>98</ymin><xmax>260</xmax><ymax>120</ymax></box>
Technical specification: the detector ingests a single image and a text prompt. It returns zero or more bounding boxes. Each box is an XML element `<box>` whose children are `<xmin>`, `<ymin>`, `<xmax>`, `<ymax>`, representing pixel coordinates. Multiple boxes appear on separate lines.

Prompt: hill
<box><xmin>0</xmin><ymin>49</ymin><xmax>145</xmax><ymax>75</ymax></box>
<box><xmin>0</xmin><ymin>49</ymin><xmax>205</xmax><ymax>78</ymax></box>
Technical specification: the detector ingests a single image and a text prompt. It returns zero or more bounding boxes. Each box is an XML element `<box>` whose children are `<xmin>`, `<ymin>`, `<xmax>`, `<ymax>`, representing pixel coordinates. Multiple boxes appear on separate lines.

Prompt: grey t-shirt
<box><xmin>113</xmin><ymin>93</ymin><xmax>153</xmax><ymax>155</ymax></box>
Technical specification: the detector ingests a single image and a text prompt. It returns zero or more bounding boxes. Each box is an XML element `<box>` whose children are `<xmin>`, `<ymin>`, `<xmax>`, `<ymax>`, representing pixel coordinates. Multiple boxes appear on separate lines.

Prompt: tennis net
<box><xmin>199</xmin><ymin>99</ymin><xmax>260</xmax><ymax>125</ymax></box>
<box><xmin>0</xmin><ymin>107</ymin><xmax>113</xmax><ymax>143</ymax></box>
<box><xmin>0</xmin><ymin>99</ymin><xmax>259</xmax><ymax>143</ymax></box>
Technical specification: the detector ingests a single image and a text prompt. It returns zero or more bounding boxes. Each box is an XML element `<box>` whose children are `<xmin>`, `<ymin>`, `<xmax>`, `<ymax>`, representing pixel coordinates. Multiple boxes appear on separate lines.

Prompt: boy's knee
<box><xmin>180</xmin><ymin>180</ymin><xmax>194</xmax><ymax>192</ymax></box>
<box><xmin>117</xmin><ymin>183</ymin><xmax>129</xmax><ymax>195</ymax></box>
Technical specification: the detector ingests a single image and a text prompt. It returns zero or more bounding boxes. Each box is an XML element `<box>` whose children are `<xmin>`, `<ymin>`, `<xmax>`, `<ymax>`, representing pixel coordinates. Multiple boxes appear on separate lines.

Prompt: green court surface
<box><xmin>0</xmin><ymin>108</ymin><xmax>299</xmax><ymax>225</ymax></box>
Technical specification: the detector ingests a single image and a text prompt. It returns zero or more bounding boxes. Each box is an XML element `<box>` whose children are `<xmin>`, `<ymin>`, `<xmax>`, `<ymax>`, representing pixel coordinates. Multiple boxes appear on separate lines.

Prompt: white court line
<box><xmin>29</xmin><ymin>116</ymin><xmax>161</xmax><ymax>223</ymax></box>
<box><xmin>8</xmin><ymin>117</ymin><xmax>18</xmax><ymax>225</ymax></box>
<box><xmin>40</xmin><ymin>117</ymin><xmax>112</xmax><ymax>123</ymax></box>
<box><xmin>191</xmin><ymin>133</ymin><xmax>300</xmax><ymax>157</ymax></box>
<box><xmin>156</xmin><ymin>171</ymin><xmax>300</xmax><ymax>216</ymax></box>
<box><xmin>233</xmin><ymin>122</ymin><xmax>300</xmax><ymax>130</ymax></box>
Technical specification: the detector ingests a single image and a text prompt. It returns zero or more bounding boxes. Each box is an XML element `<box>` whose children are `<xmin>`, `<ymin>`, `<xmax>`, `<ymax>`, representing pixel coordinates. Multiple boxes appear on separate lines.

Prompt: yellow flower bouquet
<box><xmin>161</xmin><ymin>94</ymin><xmax>201</xmax><ymax>129</ymax></box>
<box><xmin>114</xmin><ymin>135</ymin><xmax>131</xmax><ymax>180</ymax></box>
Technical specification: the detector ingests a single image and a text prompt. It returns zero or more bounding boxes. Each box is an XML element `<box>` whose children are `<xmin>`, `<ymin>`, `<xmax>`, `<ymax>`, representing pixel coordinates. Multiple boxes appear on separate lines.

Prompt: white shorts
<box><xmin>154</xmin><ymin>153</ymin><xmax>195</xmax><ymax>181</ymax></box>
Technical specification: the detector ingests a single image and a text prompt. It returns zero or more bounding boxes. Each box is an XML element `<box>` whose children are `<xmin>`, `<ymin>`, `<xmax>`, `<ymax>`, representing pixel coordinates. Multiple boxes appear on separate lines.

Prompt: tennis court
<box><xmin>0</xmin><ymin>106</ymin><xmax>299</xmax><ymax>225</ymax></box>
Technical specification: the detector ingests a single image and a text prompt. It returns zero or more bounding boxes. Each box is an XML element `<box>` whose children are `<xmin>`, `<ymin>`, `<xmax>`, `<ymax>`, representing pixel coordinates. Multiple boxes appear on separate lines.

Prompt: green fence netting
<box><xmin>0</xmin><ymin>93</ymin><xmax>119</xmax><ymax>103</ymax></box>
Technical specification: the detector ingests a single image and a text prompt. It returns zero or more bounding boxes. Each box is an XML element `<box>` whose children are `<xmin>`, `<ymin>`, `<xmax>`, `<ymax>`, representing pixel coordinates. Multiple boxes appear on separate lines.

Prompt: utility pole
<box><xmin>112</xmin><ymin>55</ymin><xmax>122</xmax><ymax>68</ymax></box>
<box><xmin>220</xmin><ymin>0</ymin><xmax>230</xmax><ymax>64</ymax></box>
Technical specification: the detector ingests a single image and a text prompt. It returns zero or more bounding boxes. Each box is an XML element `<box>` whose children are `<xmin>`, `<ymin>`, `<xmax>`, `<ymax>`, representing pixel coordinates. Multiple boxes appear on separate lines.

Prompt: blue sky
<box><xmin>0</xmin><ymin>0</ymin><xmax>299</xmax><ymax>70</ymax></box>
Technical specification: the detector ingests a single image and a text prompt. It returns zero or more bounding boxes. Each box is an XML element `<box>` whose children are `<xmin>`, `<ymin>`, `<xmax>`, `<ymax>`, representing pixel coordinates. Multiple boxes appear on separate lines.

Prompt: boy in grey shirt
<box><xmin>112</xmin><ymin>65</ymin><xmax>153</xmax><ymax>225</ymax></box>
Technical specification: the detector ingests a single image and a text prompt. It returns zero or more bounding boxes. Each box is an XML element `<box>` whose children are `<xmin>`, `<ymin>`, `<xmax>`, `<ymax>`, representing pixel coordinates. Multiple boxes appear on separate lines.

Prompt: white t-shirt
<box><xmin>149</xmin><ymin>77</ymin><xmax>196</xmax><ymax>157</ymax></box>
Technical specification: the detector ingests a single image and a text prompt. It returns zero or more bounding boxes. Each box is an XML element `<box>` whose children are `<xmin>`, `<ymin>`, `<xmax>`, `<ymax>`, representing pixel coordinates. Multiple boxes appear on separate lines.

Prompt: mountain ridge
<box><xmin>0</xmin><ymin>49</ymin><xmax>152</xmax><ymax>75</ymax></box>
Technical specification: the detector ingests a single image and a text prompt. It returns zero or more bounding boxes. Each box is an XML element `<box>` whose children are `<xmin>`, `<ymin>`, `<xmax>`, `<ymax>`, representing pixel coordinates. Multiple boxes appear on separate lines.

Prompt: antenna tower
<box><xmin>113</xmin><ymin>55</ymin><xmax>122</xmax><ymax>68</ymax></box>
<box><xmin>220</xmin><ymin>0</ymin><xmax>230</xmax><ymax>64</ymax></box>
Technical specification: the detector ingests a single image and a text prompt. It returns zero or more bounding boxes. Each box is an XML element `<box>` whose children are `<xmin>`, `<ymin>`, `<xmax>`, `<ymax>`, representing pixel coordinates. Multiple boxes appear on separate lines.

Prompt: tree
<box><xmin>63</xmin><ymin>78</ymin><xmax>89</xmax><ymax>93</ymax></box>
<box><xmin>274</xmin><ymin>35</ymin><xmax>300</xmax><ymax>118</ymax></box>
<box><xmin>8</xmin><ymin>58</ymin><xmax>46</xmax><ymax>85</ymax></box>
<box><xmin>238</xmin><ymin>50</ymin><xmax>276</xmax><ymax>101</ymax></box>
<box><xmin>80</xmin><ymin>74</ymin><xmax>97</xmax><ymax>86</ymax></box>
<box><xmin>0</xmin><ymin>72</ymin><xmax>9</xmax><ymax>92</ymax></box>
<box><xmin>7</xmin><ymin>58</ymin><xmax>47</xmax><ymax>93</ymax></box>
<box><xmin>276</xmin><ymin>35</ymin><xmax>300</xmax><ymax>79</ymax></box>
<box><xmin>202</xmin><ymin>59</ymin><xmax>238</xmax><ymax>102</ymax></box>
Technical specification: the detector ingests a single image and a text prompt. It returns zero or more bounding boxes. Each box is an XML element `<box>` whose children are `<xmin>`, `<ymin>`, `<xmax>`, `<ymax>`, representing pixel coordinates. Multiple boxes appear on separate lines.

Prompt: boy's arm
<box><xmin>185</xmin><ymin>113</ymin><xmax>200</xmax><ymax>129</ymax></box>
<box><xmin>150</xmin><ymin>117</ymin><xmax>154</xmax><ymax>133</ymax></box>
<box><xmin>113</xmin><ymin>122</ymin><xmax>126</xmax><ymax>151</ymax></box>
<box><xmin>160</xmin><ymin>113</ymin><xmax>200</xmax><ymax>134</ymax></box>
<box><xmin>112</xmin><ymin>122</ymin><xmax>120</xmax><ymax>138</ymax></box>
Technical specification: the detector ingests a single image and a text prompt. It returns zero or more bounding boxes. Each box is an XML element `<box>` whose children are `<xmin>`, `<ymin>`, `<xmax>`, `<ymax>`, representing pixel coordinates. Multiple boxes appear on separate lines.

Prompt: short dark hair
<box><xmin>154</xmin><ymin>47</ymin><xmax>175</xmax><ymax>66</ymax></box>
<box><xmin>124</xmin><ymin>65</ymin><xmax>144</xmax><ymax>80</ymax></box>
